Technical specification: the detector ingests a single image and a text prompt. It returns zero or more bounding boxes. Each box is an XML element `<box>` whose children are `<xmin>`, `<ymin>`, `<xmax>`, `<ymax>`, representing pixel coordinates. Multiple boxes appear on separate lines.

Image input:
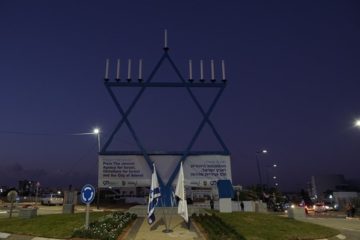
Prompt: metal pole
<box><xmin>266</xmin><ymin>166</ymin><xmax>270</xmax><ymax>189</ymax></box>
<box><xmin>85</xmin><ymin>203</ymin><xmax>90</xmax><ymax>229</ymax></box>
<box><xmin>35</xmin><ymin>184</ymin><xmax>39</xmax><ymax>208</ymax></box>
<box><xmin>256</xmin><ymin>153</ymin><xmax>263</xmax><ymax>189</ymax></box>
<box><xmin>97</xmin><ymin>132</ymin><xmax>101</xmax><ymax>210</ymax></box>
<box><xmin>97</xmin><ymin>133</ymin><xmax>101</xmax><ymax>153</ymax></box>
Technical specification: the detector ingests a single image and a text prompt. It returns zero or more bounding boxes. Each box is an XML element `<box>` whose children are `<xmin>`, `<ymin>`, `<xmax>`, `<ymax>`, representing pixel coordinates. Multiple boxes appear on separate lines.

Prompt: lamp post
<box><xmin>35</xmin><ymin>182</ymin><xmax>40</xmax><ymax>208</ymax></box>
<box><xmin>255</xmin><ymin>149</ymin><xmax>268</xmax><ymax>190</ymax></box>
<box><xmin>93</xmin><ymin>128</ymin><xmax>101</xmax><ymax>152</ymax></box>
<box><xmin>93</xmin><ymin>128</ymin><xmax>101</xmax><ymax>209</ymax></box>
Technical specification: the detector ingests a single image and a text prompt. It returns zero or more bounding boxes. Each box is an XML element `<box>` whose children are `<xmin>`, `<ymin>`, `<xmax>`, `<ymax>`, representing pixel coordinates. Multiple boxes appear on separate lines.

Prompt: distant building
<box><xmin>333</xmin><ymin>191</ymin><xmax>360</xmax><ymax>209</ymax></box>
<box><xmin>310</xmin><ymin>174</ymin><xmax>360</xmax><ymax>201</ymax></box>
<box><xmin>310</xmin><ymin>174</ymin><xmax>348</xmax><ymax>200</ymax></box>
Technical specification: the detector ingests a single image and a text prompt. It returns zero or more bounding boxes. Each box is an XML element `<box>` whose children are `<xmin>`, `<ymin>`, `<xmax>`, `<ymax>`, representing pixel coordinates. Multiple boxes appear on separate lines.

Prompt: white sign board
<box><xmin>182</xmin><ymin>155</ymin><xmax>232</xmax><ymax>187</ymax></box>
<box><xmin>98</xmin><ymin>154</ymin><xmax>231</xmax><ymax>188</ymax></box>
<box><xmin>98</xmin><ymin>155</ymin><xmax>152</xmax><ymax>188</ymax></box>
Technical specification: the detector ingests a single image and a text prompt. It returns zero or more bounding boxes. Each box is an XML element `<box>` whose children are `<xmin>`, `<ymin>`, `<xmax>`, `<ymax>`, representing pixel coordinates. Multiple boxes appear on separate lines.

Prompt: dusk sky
<box><xmin>1</xmin><ymin>1</ymin><xmax>360</xmax><ymax>191</ymax></box>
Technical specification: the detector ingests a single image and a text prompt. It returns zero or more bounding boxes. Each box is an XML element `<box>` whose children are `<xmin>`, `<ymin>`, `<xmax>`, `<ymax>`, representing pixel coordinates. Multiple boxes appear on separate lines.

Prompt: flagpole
<box><xmin>161</xmin><ymin>192</ymin><xmax>173</xmax><ymax>233</ymax></box>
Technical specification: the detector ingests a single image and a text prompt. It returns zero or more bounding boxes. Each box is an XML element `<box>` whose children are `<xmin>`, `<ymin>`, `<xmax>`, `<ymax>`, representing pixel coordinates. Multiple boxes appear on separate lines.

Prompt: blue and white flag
<box><xmin>147</xmin><ymin>164</ymin><xmax>161</xmax><ymax>225</ymax></box>
<box><xmin>175</xmin><ymin>161</ymin><xmax>188</xmax><ymax>223</ymax></box>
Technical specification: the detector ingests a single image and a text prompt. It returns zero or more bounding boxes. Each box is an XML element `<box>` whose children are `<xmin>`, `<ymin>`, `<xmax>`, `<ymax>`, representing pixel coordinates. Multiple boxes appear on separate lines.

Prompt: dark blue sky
<box><xmin>1</xmin><ymin>1</ymin><xmax>360</xmax><ymax>191</ymax></box>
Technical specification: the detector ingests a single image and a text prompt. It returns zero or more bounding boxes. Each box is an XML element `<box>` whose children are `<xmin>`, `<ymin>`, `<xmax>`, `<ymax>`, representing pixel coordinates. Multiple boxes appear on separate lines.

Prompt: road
<box><xmin>303</xmin><ymin>216</ymin><xmax>360</xmax><ymax>240</ymax></box>
<box><xmin>0</xmin><ymin>203</ymin><xmax>105</xmax><ymax>218</ymax></box>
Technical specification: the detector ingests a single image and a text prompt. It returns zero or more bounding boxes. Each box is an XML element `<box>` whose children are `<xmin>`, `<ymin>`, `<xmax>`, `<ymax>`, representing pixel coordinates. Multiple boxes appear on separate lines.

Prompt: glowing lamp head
<box><xmin>355</xmin><ymin>120</ymin><xmax>360</xmax><ymax>127</ymax></box>
<box><xmin>93</xmin><ymin>128</ymin><xmax>100</xmax><ymax>134</ymax></box>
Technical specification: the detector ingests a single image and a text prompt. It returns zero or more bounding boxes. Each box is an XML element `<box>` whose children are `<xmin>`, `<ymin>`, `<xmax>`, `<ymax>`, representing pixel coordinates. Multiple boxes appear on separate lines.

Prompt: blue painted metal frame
<box><xmin>101</xmin><ymin>48</ymin><xmax>229</xmax><ymax>205</ymax></box>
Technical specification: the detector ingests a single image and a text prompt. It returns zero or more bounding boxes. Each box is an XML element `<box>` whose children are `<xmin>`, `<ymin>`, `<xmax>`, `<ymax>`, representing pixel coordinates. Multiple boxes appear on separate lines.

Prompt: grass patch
<box><xmin>216</xmin><ymin>212</ymin><xmax>339</xmax><ymax>240</ymax></box>
<box><xmin>0</xmin><ymin>212</ymin><xmax>109</xmax><ymax>238</ymax></box>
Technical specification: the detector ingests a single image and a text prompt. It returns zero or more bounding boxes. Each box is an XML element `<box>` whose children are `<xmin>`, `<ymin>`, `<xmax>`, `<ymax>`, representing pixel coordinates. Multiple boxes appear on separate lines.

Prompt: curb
<box><xmin>336</xmin><ymin>234</ymin><xmax>346</xmax><ymax>239</ymax></box>
<box><xmin>0</xmin><ymin>233</ymin><xmax>61</xmax><ymax>240</ymax></box>
<box><xmin>314</xmin><ymin>234</ymin><xmax>346</xmax><ymax>240</ymax></box>
<box><xmin>0</xmin><ymin>233</ymin><xmax>10</xmax><ymax>239</ymax></box>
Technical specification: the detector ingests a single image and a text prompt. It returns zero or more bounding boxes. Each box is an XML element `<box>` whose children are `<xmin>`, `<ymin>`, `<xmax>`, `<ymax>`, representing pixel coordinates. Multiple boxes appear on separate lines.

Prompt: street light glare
<box><xmin>355</xmin><ymin>120</ymin><xmax>360</xmax><ymax>127</ymax></box>
<box><xmin>262</xmin><ymin>149</ymin><xmax>268</xmax><ymax>154</ymax></box>
<box><xmin>93</xmin><ymin>128</ymin><xmax>100</xmax><ymax>134</ymax></box>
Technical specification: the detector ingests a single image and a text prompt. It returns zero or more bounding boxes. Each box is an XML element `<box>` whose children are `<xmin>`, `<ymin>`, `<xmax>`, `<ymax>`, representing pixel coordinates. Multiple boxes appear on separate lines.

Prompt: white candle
<box><xmin>116</xmin><ymin>59</ymin><xmax>120</xmax><ymax>79</ymax></box>
<box><xmin>221</xmin><ymin>60</ymin><xmax>226</xmax><ymax>80</ymax></box>
<box><xmin>189</xmin><ymin>59</ymin><xmax>193</xmax><ymax>80</ymax></box>
<box><xmin>127</xmin><ymin>59</ymin><xmax>131</xmax><ymax>79</ymax></box>
<box><xmin>164</xmin><ymin>29</ymin><xmax>168</xmax><ymax>48</ymax></box>
<box><xmin>139</xmin><ymin>59</ymin><xmax>142</xmax><ymax>79</ymax></box>
<box><xmin>200</xmin><ymin>60</ymin><xmax>204</xmax><ymax>80</ymax></box>
<box><xmin>105</xmin><ymin>59</ymin><xmax>109</xmax><ymax>79</ymax></box>
<box><xmin>211</xmin><ymin>59</ymin><xmax>215</xmax><ymax>80</ymax></box>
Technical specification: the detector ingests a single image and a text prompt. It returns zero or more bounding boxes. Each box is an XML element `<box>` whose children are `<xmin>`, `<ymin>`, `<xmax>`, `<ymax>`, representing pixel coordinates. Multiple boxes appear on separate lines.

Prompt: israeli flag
<box><xmin>147</xmin><ymin>164</ymin><xmax>161</xmax><ymax>225</ymax></box>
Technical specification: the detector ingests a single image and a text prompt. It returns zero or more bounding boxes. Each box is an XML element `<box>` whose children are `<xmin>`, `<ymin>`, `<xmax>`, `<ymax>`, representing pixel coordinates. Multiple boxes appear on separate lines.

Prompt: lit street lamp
<box><xmin>355</xmin><ymin>119</ymin><xmax>360</xmax><ymax>127</ymax></box>
<box><xmin>93</xmin><ymin>128</ymin><xmax>101</xmax><ymax>209</ymax></box>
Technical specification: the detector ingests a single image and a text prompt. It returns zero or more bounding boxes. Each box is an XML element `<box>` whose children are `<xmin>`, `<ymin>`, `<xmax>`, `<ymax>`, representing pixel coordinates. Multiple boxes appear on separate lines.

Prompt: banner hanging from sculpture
<box><xmin>182</xmin><ymin>155</ymin><xmax>232</xmax><ymax>187</ymax></box>
<box><xmin>98</xmin><ymin>154</ymin><xmax>231</xmax><ymax>188</ymax></box>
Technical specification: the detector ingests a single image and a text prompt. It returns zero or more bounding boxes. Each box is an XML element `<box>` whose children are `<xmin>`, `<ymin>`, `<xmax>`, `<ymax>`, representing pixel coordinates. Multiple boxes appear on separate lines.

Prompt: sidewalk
<box><xmin>0</xmin><ymin>233</ymin><xmax>60</xmax><ymax>240</ymax></box>
<box><xmin>124</xmin><ymin>215</ymin><xmax>204</xmax><ymax>240</ymax></box>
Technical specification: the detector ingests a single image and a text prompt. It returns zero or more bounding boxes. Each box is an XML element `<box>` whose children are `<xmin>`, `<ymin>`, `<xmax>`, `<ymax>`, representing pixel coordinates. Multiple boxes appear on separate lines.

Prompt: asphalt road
<box><xmin>0</xmin><ymin>203</ymin><xmax>104</xmax><ymax>218</ymax></box>
<box><xmin>303</xmin><ymin>216</ymin><xmax>360</xmax><ymax>240</ymax></box>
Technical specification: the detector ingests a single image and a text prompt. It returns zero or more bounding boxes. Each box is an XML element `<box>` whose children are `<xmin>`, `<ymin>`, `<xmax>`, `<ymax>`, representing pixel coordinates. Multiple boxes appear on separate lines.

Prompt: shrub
<box><xmin>72</xmin><ymin>212</ymin><xmax>136</xmax><ymax>240</ymax></box>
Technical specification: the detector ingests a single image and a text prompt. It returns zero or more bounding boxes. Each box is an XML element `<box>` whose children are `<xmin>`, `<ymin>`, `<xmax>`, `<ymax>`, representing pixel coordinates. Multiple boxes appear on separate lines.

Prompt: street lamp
<box><xmin>93</xmin><ymin>128</ymin><xmax>101</xmax><ymax>152</ymax></box>
<box><xmin>355</xmin><ymin>119</ymin><xmax>360</xmax><ymax>127</ymax></box>
<box><xmin>256</xmin><ymin>149</ymin><xmax>268</xmax><ymax>189</ymax></box>
<box><xmin>93</xmin><ymin>128</ymin><xmax>101</xmax><ymax>209</ymax></box>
